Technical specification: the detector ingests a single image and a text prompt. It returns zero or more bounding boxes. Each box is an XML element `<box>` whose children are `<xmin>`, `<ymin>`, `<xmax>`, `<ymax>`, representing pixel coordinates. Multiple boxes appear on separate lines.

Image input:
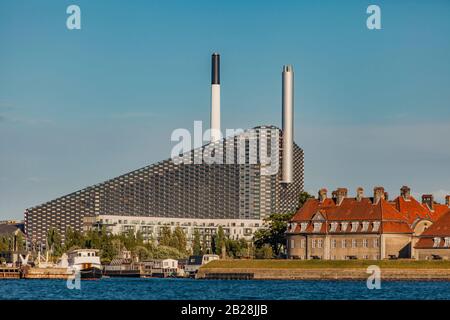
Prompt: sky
<box><xmin>1</xmin><ymin>0</ymin><xmax>450</xmax><ymax>220</ymax></box>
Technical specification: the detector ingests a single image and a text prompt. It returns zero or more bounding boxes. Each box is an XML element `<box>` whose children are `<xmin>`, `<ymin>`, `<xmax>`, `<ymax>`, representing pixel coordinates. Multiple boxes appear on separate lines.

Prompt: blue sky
<box><xmin>1</xmin><ymin>0</ymin><xmax>450</xmax><ymax>219</ymax></box>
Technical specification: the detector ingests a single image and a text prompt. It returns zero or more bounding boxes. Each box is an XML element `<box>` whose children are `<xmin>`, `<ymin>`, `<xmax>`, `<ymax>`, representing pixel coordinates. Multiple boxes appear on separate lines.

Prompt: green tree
<box><xmin>46</xmin><ymin>228</ymin><xmax>63</xmax><ymax>257</ymax></box>
<box><xmin>14</xmin><ymin>232</ymin><xmax>25</xmax><ymax>251</ymax></box>
<box><xmin>201</xmin><ymin>233</ymin><xmax>208</xmax><ymax>254</ymax></box>
<box><xmin>0</xmin><ymin>236</ymin><xmax>10</xmax><ymax>251</ymax></box>
<box><xmin>171</xmin><ymin>226</ymin><xmax>187</xmax><ymax>253</ymax></box>
<box><xmin>298</xmin><ymin>191</ymin><xmax>314</xmax><ymax>209</ymax></box>
<box><xmin>159</xmin><ymin>226</ymin><xmax>172</xmax><ymax>247</ymax></box>
<box><xmin>225</xmin><ymin>238</ymin><xmax>248</xmax><ymax>258</ymax></box>
<box><xmin>151</xmin><ymin>245</ymin><xmax>187</xmax><ymax>259</ymax></box>
<box><xmin>64</xmin><ymin>227</ymin><xmax>84</xmax><ymax>251</ymax></box>
<box><xmin>255</xmin><ymin>244</ymin><xmax>273</xmax><ymax>259</ymax></box>
<box><xmin>253</xmin><ymin>191</ymin><xmax>313</xmax><ymax>257</ymax></box>
<box><xmin>192</xmin><ymin>229</ymin><xmax>202</xmax><ymax>255</ymax></box>
<box><xmin>216</xmin><ymin>226</ymin><xmax>225</xmax><ymax>256</ymax></box>
<box><xmin>99</xmin><ymin>229</ymin><xmax>117</xmax><ymax>263</ymax></box>
<box><xmin>253</xmin><ymin>213</ymin><xmax>293</xmax><ymax>256</ymax></box>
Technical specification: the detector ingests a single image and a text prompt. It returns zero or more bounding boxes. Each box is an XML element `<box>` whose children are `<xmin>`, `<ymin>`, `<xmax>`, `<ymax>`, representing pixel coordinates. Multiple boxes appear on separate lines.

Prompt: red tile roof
<box><xmin>390</xmin><ymin>196</ymin><xmax>448</xmax><ymax>225</ymax></box>
<box><xmin>416</xmin><ymin>209</ymin><xmax>450</xmax><ymax>237</ymax></box>
<box><xmin>290</xmin><ymin>197</ymin><xmax>412</xmax><ymax>234</ymax></box>
<box><xmin>408</xmin><ymin>207</ymin><xmax>450</xmax><ymax>248</ymax></box>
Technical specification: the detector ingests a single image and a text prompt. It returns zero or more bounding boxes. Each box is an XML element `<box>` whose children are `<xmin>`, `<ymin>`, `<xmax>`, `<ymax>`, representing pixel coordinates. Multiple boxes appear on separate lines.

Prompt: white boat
<box><xmin>185</xmin><ymin>254</ymin><xmax>219</xmax><ymax>277</ymax></box>
<box><xmin>67</xmin><ymin>249</ymin><xmax>103</xmax><ymax>279</ymax></box>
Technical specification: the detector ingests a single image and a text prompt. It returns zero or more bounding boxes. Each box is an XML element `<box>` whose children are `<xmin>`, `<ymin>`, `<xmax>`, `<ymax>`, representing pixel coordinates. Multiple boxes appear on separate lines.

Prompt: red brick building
<box><xmin>286</xmin><ymin>186</ymin><xmax>450</xmax><ymax>260</ymax></box>
<box><xmin>415</xmin><ymin>209</ymin><xmax>450</xmax><ymax>260</ymax></box>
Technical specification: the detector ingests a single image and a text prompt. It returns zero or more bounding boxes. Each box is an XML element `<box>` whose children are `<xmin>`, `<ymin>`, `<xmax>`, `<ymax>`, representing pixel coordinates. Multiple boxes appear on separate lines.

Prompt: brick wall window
<box><xmin>373</xmin><ymin>238</ymin><xmax>379</xmax><ymax>248</ymax></box>
<box><xmin>301</xmin><ymin>239</ymin><xmax>306</xmax><ymax>248</ymax></box>
<box><xmin>341</xmin><ymin>239</ymin><xmax>347</xmax><ymax>248</ymax></box>
<box><xmin>363</xmin><ymin>239</ymin><xmax>368</xmax><ymax>248</ymax></box>
<box><xmin>312</xmin><ymin>239</ymin><xmax>316</xmax><ymax>248</ymax></box>
<box><xmin>317</xmin><ymin>239</ymin><xmax>323</xmax><ymax>248</ymax></box>
<box><xmin>352</xmin><ymin>239</ymin><xmax>357</xmax><ymax>248</ymax></box>
<box><xmin>331</xmin><ymin>239</ymin><xmax>336</xmax><ymax>248</ymax></box>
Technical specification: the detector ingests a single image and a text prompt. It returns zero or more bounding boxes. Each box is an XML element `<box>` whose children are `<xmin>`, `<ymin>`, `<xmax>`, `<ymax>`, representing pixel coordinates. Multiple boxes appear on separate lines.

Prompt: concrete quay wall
<box><xmin>197</xmin><ymin>268</ymin><xmax>450</xmax><ymax>280</ymax></box>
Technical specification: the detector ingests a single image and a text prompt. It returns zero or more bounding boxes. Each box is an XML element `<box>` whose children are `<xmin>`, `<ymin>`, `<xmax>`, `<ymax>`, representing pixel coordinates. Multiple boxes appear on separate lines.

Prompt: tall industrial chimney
<box><xmin>210</xmin><ymin>53</ymin><xmax>221</xmax><ymax>142</ymax></box>
<box><xmin>281</xmin><ymin>65</ymin><xmax>294</xmax><ymax>183</ymax></box>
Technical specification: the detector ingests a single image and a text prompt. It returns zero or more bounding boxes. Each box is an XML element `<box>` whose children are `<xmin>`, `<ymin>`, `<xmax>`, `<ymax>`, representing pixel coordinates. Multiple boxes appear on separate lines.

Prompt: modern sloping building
<box><xmin>24</xmin><ymin>55</ymin><xmax>305</xmax><ymax>246</ymax></box>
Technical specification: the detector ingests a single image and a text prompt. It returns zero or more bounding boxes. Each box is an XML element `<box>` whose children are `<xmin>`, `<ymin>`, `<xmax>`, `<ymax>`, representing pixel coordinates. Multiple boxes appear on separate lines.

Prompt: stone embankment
<box><xmin>197</xmin><ymin>267</ymin><xmax>450</xmax><ymax>280</ymax></box>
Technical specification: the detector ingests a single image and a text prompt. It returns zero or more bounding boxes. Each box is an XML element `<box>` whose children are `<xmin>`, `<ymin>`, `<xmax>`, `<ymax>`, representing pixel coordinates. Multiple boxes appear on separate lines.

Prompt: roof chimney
<box><xmin>210</xmin><ymin>53</ymin><xmax>221</xmax><ymax>142</ymax></box>
<box><xmin>400</xmin><ymin>186</ymin><xmax>411</xmax><ymax>200</ymax></box>
<box><xmin>318</xmin><ymin>188</ymin><xmax>327</xmax><ymax>203</ymax></box>
<box><xmin>422</xmin><ymin>194</ymin><xmax>434</xmax><ymax>211</ymax></box>
<box><xmin>373</xmin><ymin>186</ymin><xmax>385</xmax><ymax>204</ymax></box>
<box><xmin>356</xmin><ymin>187</ymin><xmax>364</xmax><ymax>202</ymax></box>
<box><xmin>446</xmin><ymin>195</ymin><xmax>450</xmax><ymax>207</ymax></box>
<box><xmin>334</xmin><ymin>188</ymin><xmax>348</xmax><ymax>206</ymax></box>
<box><xmin>281</xmin><ymin>65</ymin><xmax>294</xmax><ymax>184</ymax></box>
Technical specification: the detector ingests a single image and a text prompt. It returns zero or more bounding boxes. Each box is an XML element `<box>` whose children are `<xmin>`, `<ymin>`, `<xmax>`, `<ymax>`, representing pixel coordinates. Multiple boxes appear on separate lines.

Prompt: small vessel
<box><xmin>67</xmin><ymin>249</ymin><xmax>102</xmax><ymax>279</ymax></box>
<box><xmin>103</xmin><ymin>250</ymin><xmax>142</xmax><ymax>278</ymax></box>
<box><xmin>185</xmin><ymin>254</ymin><xmax>219</xmax><ymax>278</ymax></box>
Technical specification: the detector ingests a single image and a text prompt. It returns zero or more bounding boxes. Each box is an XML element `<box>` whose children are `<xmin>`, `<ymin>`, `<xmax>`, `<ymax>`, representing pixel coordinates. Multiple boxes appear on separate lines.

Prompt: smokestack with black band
<box><xmin>210</xmin><ymin>53</ymin><xmax>221</xmax><ymax>142</ymax></box>
<box><xmin>281</xmin><ymin>65</ymin><xmax>294</xmax><ymax>183</ymax></box>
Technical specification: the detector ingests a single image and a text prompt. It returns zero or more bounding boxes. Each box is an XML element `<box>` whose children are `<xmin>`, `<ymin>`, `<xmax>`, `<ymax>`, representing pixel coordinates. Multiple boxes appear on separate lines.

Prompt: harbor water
<box><xmin>1</xmin><ymin>278</ymin><xmax>450</xmax><ymax>300</ymax></box>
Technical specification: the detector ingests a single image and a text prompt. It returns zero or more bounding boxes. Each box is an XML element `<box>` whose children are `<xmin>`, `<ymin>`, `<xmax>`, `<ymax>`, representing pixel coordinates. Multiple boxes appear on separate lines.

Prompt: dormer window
<box><xmin>329</xmin><ymin>222</ymin><xmax>338</xmax><ymax>232</ymax></box>
<box><xmin>372</xmin><ymin>221</ymin><xmax>381</xmax><ymax>232</ymax></box>
<box><xmin>445</xmin><ymin>237</ymin><xmax>450</xmax><ymax>248</ymax></box>
<box><xmin>289</xmin><ymin>223</ymin><xmax>297</xmax><ymax>232</ymax></box>
<box><xmin>351</xmin><ymin>222</ymin><xmax>359</xmax><ymax>232</ymax></box>
<box><xmin>361</xmin><ymin>221</ymin><xmax>370</xmax><ymax>232</ymax></box>
<box><xmin>313</xmin><ymin>222</ymin><xmax>322</xmax><ymax>233</ymax></box>
<box><xmin>300</xmin><ymin>222</ymin><xmax>308</xmax><ymax>232</ymax></box>
<box><xmin>341</xmin><ymin>222</ymin><xmax>348</xmax><ymax>232</ymax></box>
<box><xmin>433</xmin><ymin>237</ymin><xmax>441</xmax><ymax>248</ymax></box>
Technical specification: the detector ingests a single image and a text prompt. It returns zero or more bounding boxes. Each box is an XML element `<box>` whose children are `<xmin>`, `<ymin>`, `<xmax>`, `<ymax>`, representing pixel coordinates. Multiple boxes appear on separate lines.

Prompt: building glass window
<box><xmin>341</xmin><ymin>239</ymin><xmax>347</xmax><ymax>248</ymax></box>
<box><xmin>433</xmin><ymin>237</ymin><xmax>441</xmax><ymax>248</ymax></box>
<box><xmin>445</xmin><ymin>237</ymin><xmax>450</xmax><ymax>247</ymax></box>
<box><xmin>330</xmin><ymin>222</ymin><xmax>338</xmax><ymax>232</ymax></box>
<box><xmin>331</xmin><ymin>239</ymin><xmax>336</xmax><ymax>248</ymax></box>
<box><xmin>300</xmin><ymin>222</ymin><xmax>308</xmax><ymax>232</ymax></box>
<box><xmin>317</xmin><ymin>239</ymin><xmax>323</xmax><ymax>248</ymax></box>
<box><xmin>361</xmin><ymin>221</ymin><xmax>370</xmax><ymax>232</ymax></box>
<box><xmin>313</xmin><ymin>222</ymin><xmax>322</xmax><ymax>233</ymax></box>
<box><xmin>352</xmin><ymin>239</ymin><xmax>357</xmax><ymax>248</ymax></box>
<box><xmin>363</xmin><ymin>239</ymin><xmax>368</xmax><ymax>248</ymax></box>
<box><xmin>301</xmin><ymin>239</ymin><xmax>306</xmax><ymax>248</ymax></box>
<box><xmin>374</xmin><ymin>238</ymin><xmax>379</xmax><ymax>248</ymax></box>
<box><xmin>372</xmin><ymin>221</ymin><xmax>381</xmax><ymax>232</ymax></box>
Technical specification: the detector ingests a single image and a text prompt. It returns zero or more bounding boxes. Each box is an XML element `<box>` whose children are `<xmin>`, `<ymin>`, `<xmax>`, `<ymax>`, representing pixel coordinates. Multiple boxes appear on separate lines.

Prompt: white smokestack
<box><xmin>210</xmin><ymin>53</ymin><xmax>221</xmax><ymax>142</ymax></box>
<box><xmin>281</xmin><ymin>65</ymin><xmax>294</xmax><ymax>184</ymax></box>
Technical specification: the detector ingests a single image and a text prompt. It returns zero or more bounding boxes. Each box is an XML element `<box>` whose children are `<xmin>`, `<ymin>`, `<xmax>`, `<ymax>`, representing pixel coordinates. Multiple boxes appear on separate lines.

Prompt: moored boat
<box><xmin>67</xmin><ymin>249</ymin><xmax>103</xmax><ymax>280</ymax></box>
